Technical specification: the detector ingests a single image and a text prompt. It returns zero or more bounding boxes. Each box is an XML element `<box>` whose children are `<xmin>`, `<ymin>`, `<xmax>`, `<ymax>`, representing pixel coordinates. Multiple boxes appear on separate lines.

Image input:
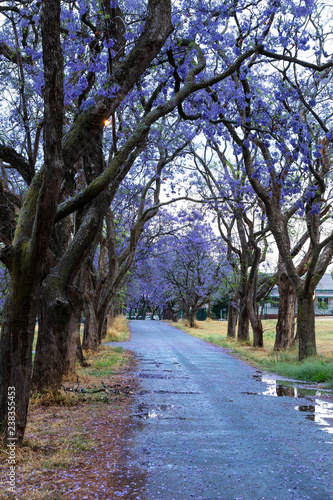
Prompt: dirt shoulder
<box><xmin>0</xmin><ymin>350</ymin><xmax>145</xmax><ymax>500</ymax></box>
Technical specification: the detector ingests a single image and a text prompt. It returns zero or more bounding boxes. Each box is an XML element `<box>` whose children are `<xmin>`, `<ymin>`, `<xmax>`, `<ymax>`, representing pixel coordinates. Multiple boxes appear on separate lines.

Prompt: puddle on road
<box><xmin>138</xmin><ymin>389</ymin><xmax>201</xmax><ymax>395</ymax></box>
<box><xmin>259</xmin><ymin>373</ymin><xmax>333</xmax><ymax>399</ymax></box>
<box><xmin>139</xmin><ymin>372</ymin><xmax>170</xmax><ymax>379</ymax></box>
<box><xmin>131</xmin><ymin>403</ymin><xmax>192</xmax><ymax>421</ymax></box>
<box><xmin>251</xmin><ymin>371</ymin><xmax>333</xmax><ymax>437</ymax></box>
<box><xmin>132</xmin><ymin>403</ymin><xmax>175</xmax><ymax>420</ymax></box>
<box><xmin>139</xmin><ymin>372</ymin><xmax>189</xmax><ymax>380</ymax></box>
<box><xmin>295</xmin><ymin>400</ymin><xmax>333</xmax><ymax>435</ymax></box>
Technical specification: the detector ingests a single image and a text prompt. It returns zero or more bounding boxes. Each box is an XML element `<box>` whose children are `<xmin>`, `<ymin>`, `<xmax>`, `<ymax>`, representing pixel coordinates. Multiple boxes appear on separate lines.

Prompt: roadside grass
<box><xmin>104</xmin><ymin>314</ymin><xmax>131</xmax><ymax>342</ymax></box>
<box><xmin>76</xmin><ymin>344</ymin><xmax>126</xmax><ymax>380</ymax></box>
<box><xmin>0</xmin><ymin>317</ymin><xmax>134</xmax><ymax>499</ymax></box>
<box><xmin>173</xmin><ymin>318</ymin><xmax>333</xmax><ymax>387</ymax></box>
<box><xmin>263</xmin><ymin>355</ymin><xmax>333</xmax><ymax>388</ymax></box>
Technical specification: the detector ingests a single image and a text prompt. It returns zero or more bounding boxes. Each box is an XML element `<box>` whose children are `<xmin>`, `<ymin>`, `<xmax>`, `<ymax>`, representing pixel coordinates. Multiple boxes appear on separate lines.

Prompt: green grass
<box><xmin>79</xmin><ymin>346</ymin><xmax>127</xmax><ymax>378</ymax></box>
<box><xmin>113</xmin><ymin>346</ymin><xmax>124</xmax><ymax>353</ymax></box>
<box><xmin>262</xmin><ymin>354</ymin><xmax>333</xmax><ymax>386</ymax></box>
<box><xmin>173</xmin><ymin>318</ymin><xmax>333</xmax><ymax>386</ymax></box>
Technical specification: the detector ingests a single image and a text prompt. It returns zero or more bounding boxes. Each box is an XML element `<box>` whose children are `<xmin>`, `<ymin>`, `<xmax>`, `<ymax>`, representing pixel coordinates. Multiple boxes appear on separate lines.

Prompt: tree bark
<box><xmin>172</xmin><ymin>312</ymin><xmax>179</xmax><ymax>322</ymax></box>
<box><xmin>64</xmin><ymin>317</ymin><xmax>82</xmax><ymax>377</ymax></box>
<box><xmin>237</xmin><ymin>301</ymin><xmax>249</xmax><ymax>341</ymax></box>
<box><xmin>274</xmin><ymin>267</ymin><xmax>296</xmax><ymax>351</ymax></box>
<box><xmin>32</xmin><ymin>275</ymin><xmax>72</xmax><ymax>391</ymax></box>
<box><xmin>251</xmin><ymin>313</ymin><xmax>264</xmax><ymax>347</ymax></box>
<box><xmin>99</xmin><ymin>315</ymin><xmax>108</xmax><ymax>341</ymax></box>
<box><xmin>188</xmin><ymin>308</ymin><xmax>197</xmax><ymax>328</ymax></box>
<box><xmin>0</xmin><ymin>279</ymin><xmax>40</xmax><ymax>444</ymax></box>
<box><xmin>296</xmin><ymin>292</ymin><xmax>316</xmax><ymax>360</ymax></box>
<box><xmin>64</xmin><ymin>283</ymin><xmax>84</xmax><ymax>376</ymax></box>
<box><xmin>246</xmin><ymin>246</ymin><xmax>264</xmax><ymax>347</ymax></box>
<box><xmin>227</xmin><ymin>300</ymin><xmax>238</xmax><ymax>337</ymax></box>
<box><xmin>32</xmin><ymin>129</ymin><xmax>108</xmax><ymax>390</ymax></box>
<box><xmin>83</xmin><ymin>295</ymin><xmax>99</xmax><ymax>351</ymax></box>
<box><xmin>33</xmin><ymin>190</ymin><xmax>108</xmax><ymax>389</ymax></box>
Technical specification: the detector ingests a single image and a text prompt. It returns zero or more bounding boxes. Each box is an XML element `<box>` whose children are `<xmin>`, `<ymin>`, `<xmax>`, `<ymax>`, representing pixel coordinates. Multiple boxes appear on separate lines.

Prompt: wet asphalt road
<box><xmin>111</xmin><ymin>321</ymin><xmax>333</xmax><ymax>500</ymax></box>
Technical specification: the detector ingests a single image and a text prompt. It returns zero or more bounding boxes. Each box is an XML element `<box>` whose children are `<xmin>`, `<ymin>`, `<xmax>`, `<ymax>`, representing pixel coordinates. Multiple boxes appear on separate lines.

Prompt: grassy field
<box><xmin>173</xmin><ymin>318</ymin><xmax>333</xmax><ymax>387</ymax></box>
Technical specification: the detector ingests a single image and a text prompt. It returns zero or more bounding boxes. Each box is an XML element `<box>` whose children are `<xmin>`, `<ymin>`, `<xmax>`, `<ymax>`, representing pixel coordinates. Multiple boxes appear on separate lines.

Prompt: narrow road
<box><xmin>111</xmin><ymin>321</ymin><xmax>333</xmax><ymax>500</ymax></box>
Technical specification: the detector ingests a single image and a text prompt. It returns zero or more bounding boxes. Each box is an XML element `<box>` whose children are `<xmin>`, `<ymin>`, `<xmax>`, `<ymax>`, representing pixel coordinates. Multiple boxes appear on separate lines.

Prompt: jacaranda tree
<box><xmin>1</xmin><ymin>0</ymin><xmax>332</xmax><ymax>445</ymax></box>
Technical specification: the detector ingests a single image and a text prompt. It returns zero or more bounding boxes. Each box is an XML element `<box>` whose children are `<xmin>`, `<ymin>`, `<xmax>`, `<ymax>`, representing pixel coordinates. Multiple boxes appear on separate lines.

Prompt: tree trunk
<box><xmin>64</xmin><ymin>301</ymin><xmax>83</xmax><ymax>377</ymax></box>
<box><xmin>245</xmin><ymin>245</ymin><xmax>263</xmax><ymax>347</ymax></box>
<box><xmin>237</xmin><ymin>301</ymin><xmax>249</xmax><ymax>341</ymax></box>
<box><xmin>274</xmin><ymin>270</ymin><xmax>296</xmax><ymax>351</ymax></box>
<box><xmin>227</xmin><ymin>300</ymin><xmax>238</xmax><ymax>337</ymax></box>
<box><xmin>188</xmin><ymin>309</ymin><xmax>197</xmax><ymax>328</ymax></box>
<box><xmin>247</xmin><ymin>296</ymin><xmax>263</xmax><ymax>347</ymax></box>
<box><xmin>32</xmin><ymin>129</ymin><xmax>109</xmax><ymax>389</ymax></box>
<box><xmin>0</xmin><ymin>0</ymin><xmax>64</xmax><ymax>445</ymax></box>
<box><xmin>65</xmin><ymin>326</ymin><xmax>82</xmax><ymax>376</ymax></box>
<box><xmin>96</xmin><ymin>309</ymin><xmax>108</xmax><ymax>343</ymax></box>
<box><xmin>32</xmin><ymin>276</ymin><xmax>71</xmax><ymax>391</ymax></box>
<box><xmin>0</xmin><ymin>281</ymin><xmax>40</xmax><ymax>445</ymax></box>
<box><xmin>296</xmin><ymin>292</ymin><xmax>316</xmax><ymax>360</ymax></box>
<box><xmin>76</xmin><ymin>335</ymin><xmax>87</xmax><ymax>367</ymax></box>
<box><xmin>83</xmin><ymin>296</ymin><xmax>99</xmax><ymax>351</ymax></box>
<box><xmin>64</xmin><ymin>268</ymin><xmax>87</xmax><ymax>375</ymax></box>
<box><xmin>251</xmin><ymin>314</ymin><xmax>264</xmax><ymax>347</ymax></box>
<box><xmin>32</xmin><ymin>195</ymin><xmax>107</xmax><ymax>388</ymax></box>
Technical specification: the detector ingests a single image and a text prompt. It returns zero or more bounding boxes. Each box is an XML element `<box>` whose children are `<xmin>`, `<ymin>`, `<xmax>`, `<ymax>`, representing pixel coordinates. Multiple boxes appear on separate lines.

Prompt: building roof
<box><xmin>270</xmin><ymin>274</ymin><xmax>333</xmax><ymax>298</ymax></box>
<box><xmin>316</xmin><ymin>274</ymin><xmax>333</xmax><ymax>292</ymax></box>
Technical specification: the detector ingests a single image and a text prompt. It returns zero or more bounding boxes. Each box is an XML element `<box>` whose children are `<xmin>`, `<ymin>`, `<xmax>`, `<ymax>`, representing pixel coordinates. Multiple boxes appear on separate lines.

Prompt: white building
<box><xmin>264</xmin><ymin>274</ymin><xmax>333</xmax><ymax>317</ymax></box>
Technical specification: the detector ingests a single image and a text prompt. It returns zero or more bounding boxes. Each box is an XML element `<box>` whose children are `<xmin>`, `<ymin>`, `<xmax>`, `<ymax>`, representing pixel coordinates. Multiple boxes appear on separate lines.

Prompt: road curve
<box><xmin>110</xmin><ymin>320</ymin><xmax>333</xmax><ymax>500</ymax></box>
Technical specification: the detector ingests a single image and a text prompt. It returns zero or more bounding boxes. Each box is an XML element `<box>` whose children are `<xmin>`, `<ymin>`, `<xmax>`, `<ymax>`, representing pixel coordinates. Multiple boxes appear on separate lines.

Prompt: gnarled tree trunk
<box><xmin>296</xmin><ymin>291</ymin><xmax>316</xmax><ymax>360</ymax></box>
<box><xmin>274</xmin><ymin>267</ymin><xmax>296</xmax><ymax>351</ymax></box>
<box><xmin>32</xmin><ymin>130</ymin><xmax>109</xmax><ymax>391</ymax></box>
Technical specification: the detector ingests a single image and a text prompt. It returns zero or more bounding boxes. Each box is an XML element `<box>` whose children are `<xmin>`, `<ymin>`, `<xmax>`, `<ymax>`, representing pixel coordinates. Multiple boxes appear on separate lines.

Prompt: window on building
<box><xmin>317</xmin><ymin>297</ymin><xmax>328</xmax><ymax>304</ymax></box>
<box><xmin>271</xmin><ymin>298</ymin><xmax>279</xmax><ymax>309</ymax></box>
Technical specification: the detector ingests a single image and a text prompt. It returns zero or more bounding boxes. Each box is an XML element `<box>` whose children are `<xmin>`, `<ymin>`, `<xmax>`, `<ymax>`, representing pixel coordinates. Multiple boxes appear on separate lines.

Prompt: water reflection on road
<box><xmin>254</xmin><ymin>371</ymin><xmax>333</xmax><ymax>437</ymax></box>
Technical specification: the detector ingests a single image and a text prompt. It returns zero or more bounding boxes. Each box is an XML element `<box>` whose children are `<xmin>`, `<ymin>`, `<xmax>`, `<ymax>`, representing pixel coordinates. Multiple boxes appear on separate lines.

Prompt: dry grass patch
<box><xmin>104</xmin><ymin>314</ymin><xmax>131</xmax><ymax>342</ymax></box>
<box><xmin>311</xmin><ymin>318</ymin><xmax>333</xmax><ymax>358</ymax></box>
